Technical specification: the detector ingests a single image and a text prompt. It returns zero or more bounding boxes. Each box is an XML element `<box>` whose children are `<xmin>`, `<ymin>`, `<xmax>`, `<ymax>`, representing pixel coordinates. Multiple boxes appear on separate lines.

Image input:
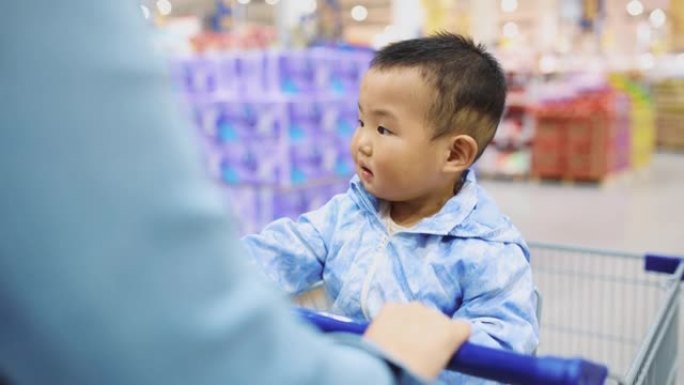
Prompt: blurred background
<box><xmin>145</xmin><ymin>0</ymin><xmax>683</xmax><ymax>257</ymax></box>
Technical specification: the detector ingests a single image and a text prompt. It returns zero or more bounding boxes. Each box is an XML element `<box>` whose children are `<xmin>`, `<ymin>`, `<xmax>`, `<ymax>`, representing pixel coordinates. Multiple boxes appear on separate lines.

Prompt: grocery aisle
<box><xmin>481</xmin><ymin>152</ymin><xmax>684</xmax><ymax>256</ymax></box>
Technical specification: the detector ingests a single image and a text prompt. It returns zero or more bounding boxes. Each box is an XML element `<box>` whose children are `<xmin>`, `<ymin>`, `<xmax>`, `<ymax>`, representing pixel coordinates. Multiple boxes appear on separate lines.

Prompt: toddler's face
<box><xmin>351</xmin><ymin>67</ymin><xmax>454</xmax><ymax>204</ymax></box>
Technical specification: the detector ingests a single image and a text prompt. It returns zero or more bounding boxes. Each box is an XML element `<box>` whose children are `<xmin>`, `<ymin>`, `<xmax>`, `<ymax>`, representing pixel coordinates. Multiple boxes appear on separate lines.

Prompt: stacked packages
<box><xmin>172</xmin><ymin>47</ymin><xmax>372</xmax><ymax>233</ymax></box>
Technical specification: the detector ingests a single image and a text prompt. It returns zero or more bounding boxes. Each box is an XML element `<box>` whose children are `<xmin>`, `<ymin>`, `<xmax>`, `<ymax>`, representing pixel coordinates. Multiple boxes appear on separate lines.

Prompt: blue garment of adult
<box><xmin>0</xmin><ymin>2</ymin><xmax>426</xmax><ymax>385</ymax></box>
<box><xmin>243</xmin><ymin>172</ymin><xmax>540</xmax><ymax>384</ymax></box>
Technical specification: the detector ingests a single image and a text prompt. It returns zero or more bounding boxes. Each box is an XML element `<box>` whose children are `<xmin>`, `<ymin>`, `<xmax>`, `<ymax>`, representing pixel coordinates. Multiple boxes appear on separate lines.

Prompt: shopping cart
<box><xmin>296</xmin><ymin>242</ymin><xmax>683</xmax><ymax>385</ymax></box>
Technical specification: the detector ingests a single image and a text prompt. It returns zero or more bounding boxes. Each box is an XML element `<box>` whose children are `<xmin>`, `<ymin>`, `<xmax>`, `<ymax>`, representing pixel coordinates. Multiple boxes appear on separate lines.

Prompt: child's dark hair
<box><xmin>370</xmin><ymin>32</ymin><xmax>507</xmax><ymax>160</ymax></box>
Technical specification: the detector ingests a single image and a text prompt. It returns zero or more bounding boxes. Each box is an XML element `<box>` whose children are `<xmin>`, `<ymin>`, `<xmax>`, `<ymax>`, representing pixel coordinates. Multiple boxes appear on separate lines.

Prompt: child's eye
<box><xmin>357</xmin><ymin>119</ymin><xmax>365</xmax><ymax>128</ymax></box>
<box><xmin>377</xmin><ymin>126</ymin><xmax>391</xmax><ymax>135</ymax></box>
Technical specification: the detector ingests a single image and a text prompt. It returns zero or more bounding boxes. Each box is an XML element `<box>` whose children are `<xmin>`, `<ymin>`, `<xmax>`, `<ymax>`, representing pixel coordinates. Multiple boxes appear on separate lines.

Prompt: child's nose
<box><xmin>352</xmin><ymin>130</ymin><xmax>372</xmax><ymax>157</ymax></box>
<box><xmin>357</xmin><ymin>138</ymin><xmax>372</xmax><ymax>157</ymax></box>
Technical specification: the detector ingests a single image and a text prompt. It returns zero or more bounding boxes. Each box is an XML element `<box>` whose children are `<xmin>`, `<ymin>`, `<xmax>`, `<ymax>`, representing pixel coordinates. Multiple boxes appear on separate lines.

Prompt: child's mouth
<box><xmin>360</xmin><ymin>166</ymin><xmax>373</xmax><ymax>178</ymax></box>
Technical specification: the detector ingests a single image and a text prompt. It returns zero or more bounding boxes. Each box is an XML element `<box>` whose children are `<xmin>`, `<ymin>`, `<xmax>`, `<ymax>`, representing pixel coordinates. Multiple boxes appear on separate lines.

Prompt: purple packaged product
<box><xmin>327</xmin><ymin>51</ymin><xmax>371</xmax><ymax>94</ymax></box>
<box><xmin>215</xmin><ymin>54</ymin><xmax>241</xmax><ymax>96</ymax></box>
<box><xmin>277</xmin><ymin>50</ymin><xmax>317</xmax><ymax>94</ymax></box>
<box><xmin>203</xmin><ymin>148</ymin><xmax>224</xmax><ymax>181</ymax></box>
<box><xmin>317</xmin><ymin>99</ymin><xmax>341</xmax><ymax>137</ymax></box>
<box><xmin>309</xmin><ymin>47</ymin><xmax>334</xmax><ymax>93</ymax></box>
<box><xmin>286</xmin><ymin>98</ymin><xmax>322</xmax><ymax>143</ymax></box>
<box><xmin>237</xmin><ymin>51</ymin><xmax>272</xmax><ymax>96</ymax></box>
<box><xmin>224</xmin><ymin>185</ymin><xmax>284</xmax><ymax>235</ymax></box>
<box><xmin>272</xmin><ymin>187</ymin><xmax>309</xmax><ymax>220</ymax></box>
<box><xmin>333</xmin><ymin>137</ymin><xmax>355</xmax><ymax>178</ymax></box>
<box><xmin>337</xmin><ymin>110</ymin><xmax>358</xmax><ymax>139</ymax></box>
<box><xmin>319</xmin><ymin>139</ymin><xmax>344</xmax><ymax>176</ymax></box>
<box><xmin>172</xmin><ymin>57</ymin><xmax>220</xmax><ymax>95</ymax></box>
<box><xmin>303</xmin><ymin>184</ymin><xmax>334</xmax><ymax>213</ymax></box>
<box><xmin>288</xmin><ymin>139</ymin><xmax>338</xmax><ymax>185</ymax></box>
<box><xmin>286</xmin><ymin>96</ymin><xmax>357</xmax><ymax>143</ymax></box>
<box><xmin>215</xmin><ymin>101</ymin><xmax>285</xmax><ymax>143</ymax></box>
<box><xmin>253</xmin><ymin>186</ymin><xmax>283</xmax><ymax>230</ymax></box>
<box><xmin>332</xmin><ymin>178</ymin><xmax>351</xmax><ymax>195</ymax></box>
<box><xmin>190</xmin><ymin>100</ymin><xmax>222</xmax><ymax>138</ymax></box>
<box><xmin>356</xmin><ymin>50</ymin><xmax>374</xmax><ymax>69</ymax></box>
<box><xmin>328</xmin><ymin>57</ymin><xmax>357</xmax><ymax>94</ymax></box>
<box><xmin>288</xmin><ymin>144</ymin><xmax>324</xmax><ymax>185</ymax></box>
<box><xmin>219</xmin><ymin>142</ymin><xmax>283</xmax><ymax>185</ymax></box>
<box><xmin>318</xmin><ymin>97</ymin><xmax>358</xmax><ymax>139</ymax></box>
<box><xmin>273</xmin><ymin>182</ymin><xmax>341</xmax><ymax>221</ymax></box>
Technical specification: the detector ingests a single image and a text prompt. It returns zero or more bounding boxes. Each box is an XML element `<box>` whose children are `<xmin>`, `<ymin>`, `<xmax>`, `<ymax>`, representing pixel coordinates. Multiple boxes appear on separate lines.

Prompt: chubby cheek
<box><xmin>349</xmin><ymin>135</ymin><xmax>358</xmax><ymax>163</ymax></box>
<box><xmin>372</xmin><ymin>152</ymin><xmax>396</xmax><ymax>179</ymax></box>
<box><xmin>378</xmin><ymin>151</ymin><xmax>420</xmax><ymax>184</ymax></box>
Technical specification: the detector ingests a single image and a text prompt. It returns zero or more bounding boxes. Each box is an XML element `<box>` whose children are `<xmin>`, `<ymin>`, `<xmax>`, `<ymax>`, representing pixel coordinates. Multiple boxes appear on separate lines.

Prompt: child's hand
<box><xmin>363</xmin><ymin>302</ymin><xmax>471</xmax><ymax>380</ymax></box>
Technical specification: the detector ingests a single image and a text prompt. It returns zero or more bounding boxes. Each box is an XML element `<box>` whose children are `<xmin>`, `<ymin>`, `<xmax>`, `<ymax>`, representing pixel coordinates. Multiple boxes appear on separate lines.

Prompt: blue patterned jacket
<box><xmin>243</xmin><ymin>170</ymin><xmax>539</xmax><ymax>384</ymax></box>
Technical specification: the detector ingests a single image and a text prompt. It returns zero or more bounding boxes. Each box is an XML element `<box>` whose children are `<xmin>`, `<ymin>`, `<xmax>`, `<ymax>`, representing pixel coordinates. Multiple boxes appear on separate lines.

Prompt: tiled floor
<box><xmin>481</xmin><ymin>152</ymin><xmax>683</xmax><ymax>384</ymax></box>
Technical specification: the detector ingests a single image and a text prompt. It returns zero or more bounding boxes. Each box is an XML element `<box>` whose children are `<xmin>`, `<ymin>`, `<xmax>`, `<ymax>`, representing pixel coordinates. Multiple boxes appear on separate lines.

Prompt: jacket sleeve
<box><xmin>452</xmin><ymin>241</ymin><xmax>539</xmax><ymax>354</ymax></box>
<box><xmin>241</xmin><ymin>196</ymin><xmax>341</xmax><ymax>295</ymax></box>
<box><xmin>0</xmin><ymin>3</ymin><xmax>427</xmax><ymax>385</ymax></box>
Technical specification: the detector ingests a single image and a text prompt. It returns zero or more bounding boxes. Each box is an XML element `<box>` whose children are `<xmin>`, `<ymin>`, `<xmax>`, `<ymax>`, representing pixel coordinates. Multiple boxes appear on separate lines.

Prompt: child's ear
<box><xmin>443</xmin><ymin>134</ymin><xmax>478</xmax><ymax>173</ymax></box>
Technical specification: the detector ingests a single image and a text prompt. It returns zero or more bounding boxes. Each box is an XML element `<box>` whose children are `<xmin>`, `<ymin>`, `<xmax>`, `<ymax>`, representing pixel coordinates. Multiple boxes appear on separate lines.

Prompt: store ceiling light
<box><xmin>265</xmin><ymin>0</ymin><xmax>279</xmax><ymax>5</ymax></box>
<box><xmin>351</xmin><ymin>5</ymin><xmax>368</xmax><ymax>22</ymax></box>
<box><xmin>156</xmin><ymin>0</ymin><xmax>172</xmax><ymax>16</ymax></box>
<box><xmin>502</xmin><ymin>22</ymin><xmax>519</xmax><ymax>38</ymax></box>
<box><xmin>649</xmin><ymin>8</ymin><xmax>666</xmax><ymax>28</ymax></box>
<box><xmin>626</xmin><ymin>0</ymin><xmax>644</xmax><ymax>16</ymax></box>
<box><xmin>237</xmin><ymin>0</ymin><xmax>251</xmax><ymax>5</ymax></box>
<box><xmin>501</xmin><ymin>0</ymin><xmax>518</xmax><ymax>13</ymax></box>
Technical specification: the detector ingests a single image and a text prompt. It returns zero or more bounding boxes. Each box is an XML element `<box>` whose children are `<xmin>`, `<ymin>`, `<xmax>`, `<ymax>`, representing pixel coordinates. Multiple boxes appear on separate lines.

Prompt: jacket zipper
<box><xmin>360</xmin><ymin>232</ymin><xmax>390</xmax><ymax>320</ymax></box>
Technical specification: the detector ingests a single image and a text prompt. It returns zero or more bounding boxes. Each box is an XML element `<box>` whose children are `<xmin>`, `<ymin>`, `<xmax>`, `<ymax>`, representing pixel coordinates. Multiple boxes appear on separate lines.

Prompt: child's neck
<box><xmin>389</xmin><ymin>198</ymin><xmax>449</xmax><ymax>228</ymax></box>
<box><xmin>388</xmin><ymin>175</ymin><xmax>465</xmax><ymax>228</ymax></box>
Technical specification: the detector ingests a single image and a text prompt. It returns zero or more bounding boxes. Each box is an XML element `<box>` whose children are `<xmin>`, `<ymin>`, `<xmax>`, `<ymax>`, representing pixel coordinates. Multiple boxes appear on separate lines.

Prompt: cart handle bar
<box><xmin>297</xmin><ymin>308</ymin><xmax>608</xmax><ymax>385</ymax></box>
<box><xmin>645</xmin><ymin>254</ymin><xmax>684</xmax><ymax>280</ymax></box>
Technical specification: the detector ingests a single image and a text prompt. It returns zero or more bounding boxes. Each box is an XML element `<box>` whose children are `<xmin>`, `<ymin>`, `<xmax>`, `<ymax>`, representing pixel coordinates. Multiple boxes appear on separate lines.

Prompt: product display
<box><xmin>653</xmin><ymin>79</ymin><xmax>684</xmax><ymax>149</ymax></box>
<box><xmin>530</xmin><ymin>87</ymin><xmax>631</xmax><ymax>182</ymax></box>
<box><xmin>172</xmin><ymin>47</ymin><xmax>372</xmax><ymax>233</ymax></box>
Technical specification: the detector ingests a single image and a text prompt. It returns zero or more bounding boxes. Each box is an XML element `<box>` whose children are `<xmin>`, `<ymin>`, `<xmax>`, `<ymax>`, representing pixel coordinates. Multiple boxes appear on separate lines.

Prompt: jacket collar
<box><xmin>348</xmin><ymin>170</ymin><xmax>480</xmax><ymax>236</ymax></box>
